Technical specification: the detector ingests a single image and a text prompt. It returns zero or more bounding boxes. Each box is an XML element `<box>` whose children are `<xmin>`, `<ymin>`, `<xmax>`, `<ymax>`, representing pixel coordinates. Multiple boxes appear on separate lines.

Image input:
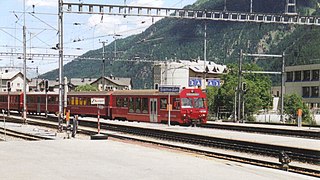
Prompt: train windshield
<box><xmin>194</xmin><ymin>98</ymin><xmax>205</xmax><ymax>108</ymax></box>
<box><xmin>181</xmin><ymin>98</ymin><xmax>206</xmax><ymax>109</ymax></box>
<box><xmin>181</xmin><ymin>98</ymin><xmax>192</xmax><ymax>108</ymax></box>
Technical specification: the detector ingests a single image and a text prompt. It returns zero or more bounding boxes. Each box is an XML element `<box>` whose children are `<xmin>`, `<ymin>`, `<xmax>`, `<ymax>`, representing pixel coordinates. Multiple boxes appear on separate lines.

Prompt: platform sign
<box><xmin>159</xmin><ymin>86</ymin><xmax>180</xmax><ymax>93</ymax></box>
<box><xmin>91</xmin><ymin>98</ymin><xmax>105</xmax><ymax>105</ymax></box>
<box><xmin>189</xmin><ymin>79</ymin><xmax>202</xmax><ymax>87</ymax></box>
<box><xmin>207</xmin><ymin>79</ymin><xmax>221</xmax><ymax>87</ymax></box>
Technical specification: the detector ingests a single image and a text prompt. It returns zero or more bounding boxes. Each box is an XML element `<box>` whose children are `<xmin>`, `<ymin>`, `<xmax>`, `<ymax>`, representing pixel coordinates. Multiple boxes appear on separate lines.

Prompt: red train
<box><xmin>0</xmin><ymin>88</ymin><xmax>208</xmax><ymax>125</ymax></box>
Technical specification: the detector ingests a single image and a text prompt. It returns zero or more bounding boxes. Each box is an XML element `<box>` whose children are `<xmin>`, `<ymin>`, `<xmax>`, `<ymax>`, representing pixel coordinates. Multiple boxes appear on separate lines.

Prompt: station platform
<box><xmin>80</xmin><ymin>118</ymin><xmax>320</xmax><ymax>152</ymax></box>
<box><xmin>207</xmin><ymin>121</ymin><xmax>320</xmax><ymax>132</ymax></box>
<box><xmin>0</xmin><ymin>139</ymin><xmax>317</xmax><ymax>179</ymax></box>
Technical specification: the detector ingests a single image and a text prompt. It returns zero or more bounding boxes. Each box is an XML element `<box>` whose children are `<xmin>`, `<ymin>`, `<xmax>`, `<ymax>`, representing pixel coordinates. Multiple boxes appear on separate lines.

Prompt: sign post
<box><xmin>159</xmin><ymin>85</ymin><xmax>180</xmax><ymax>126</ymax></box>
<box><xmin>90</xmin><ymin>98</ymin><xmax>108</xmax><ymax>140</ymax></box>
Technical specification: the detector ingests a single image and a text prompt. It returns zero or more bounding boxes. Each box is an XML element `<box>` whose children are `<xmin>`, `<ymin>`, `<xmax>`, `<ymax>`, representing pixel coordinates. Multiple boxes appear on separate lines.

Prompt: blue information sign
<box><xmin>159</xmin><ymin>86</ymin><xmax>180</xmax><ymax>93</ymax></box>
<box><xmin>189</xmin><ymin>79</ymin><xmax>202</xmax><ymax>87</ymax></box>
<box><xmin>207</xmin><ymin>79</ymin><xmax>221</xmax><ymax>87</ymax></box>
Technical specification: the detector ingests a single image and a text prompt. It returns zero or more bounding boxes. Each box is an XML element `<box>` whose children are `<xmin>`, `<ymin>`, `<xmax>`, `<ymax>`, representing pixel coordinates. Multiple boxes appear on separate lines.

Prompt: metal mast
<box><xmin>58</xmin><ymin>0</ymin><xmax>64</xmax><ymax>131</ymax></box>
<box><xmin>23</xmin><ymin>0</ymin><xmax>27</xmax><ymax>123</ymax></box>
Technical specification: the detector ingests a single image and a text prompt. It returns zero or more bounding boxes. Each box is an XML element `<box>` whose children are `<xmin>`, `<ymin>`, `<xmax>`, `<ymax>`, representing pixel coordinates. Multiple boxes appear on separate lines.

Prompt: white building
<box><xmin>153</xmin><ymin>60</ymin><xmax>227</xmax><ymax>89</ymax></box>
<box><xmin>0</xmin><ymin>70</ymin><xmax>29</xmax><ymax>92</ymax></box>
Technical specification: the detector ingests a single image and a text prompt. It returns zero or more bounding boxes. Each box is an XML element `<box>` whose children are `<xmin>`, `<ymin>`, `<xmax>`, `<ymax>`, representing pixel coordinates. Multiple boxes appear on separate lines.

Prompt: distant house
<box><xmin>0</xmin><ymin>70</ymin><xmax>29</xmax><ymax>92</ymax></box>
<box><xmin>91</xmin><ymin>76</ymin><xmax>132</xmax><ymax>91</ymax></box>
<box><xmin>153</xmin><ymin>60</ymin><xmax>227</xmax><ymax>89</ymax></box>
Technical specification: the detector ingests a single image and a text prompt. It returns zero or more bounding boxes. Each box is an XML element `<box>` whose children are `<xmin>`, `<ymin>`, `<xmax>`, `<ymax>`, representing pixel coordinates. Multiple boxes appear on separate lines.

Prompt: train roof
<box><xmin>68</xmin><ymin>91</ymin><xmax>113</xmax><ymax>96</ymax></box>
<box><xmin>111</xmin><ymin>89</ymin><xmax>179</xmax><ymax>96</ymax></box>
<box><xmin>0</xmin><ymin>92</ymin><xmax>22</xmax><ymax>95</ymax></box>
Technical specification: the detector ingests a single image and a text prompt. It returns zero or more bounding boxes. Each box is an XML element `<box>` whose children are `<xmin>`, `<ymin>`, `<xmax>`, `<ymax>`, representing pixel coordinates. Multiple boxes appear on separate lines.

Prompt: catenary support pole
<box><xmin>58</xmin><ymin>0</ymin><xmax>64</xmax><ymax>132</ymax></box>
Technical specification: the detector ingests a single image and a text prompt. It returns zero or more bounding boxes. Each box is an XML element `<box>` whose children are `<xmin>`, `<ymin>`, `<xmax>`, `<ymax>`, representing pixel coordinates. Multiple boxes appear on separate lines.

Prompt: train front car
<box><xmin>179</xmin><ymin>88</ymin><xmax>208</xmax><ymax>125</ymax></box>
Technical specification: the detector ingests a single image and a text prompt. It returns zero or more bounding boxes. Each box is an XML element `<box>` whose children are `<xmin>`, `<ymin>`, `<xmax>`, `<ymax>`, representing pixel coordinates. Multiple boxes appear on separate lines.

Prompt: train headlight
<box><xmin>183</xmin><ymin>114</ymin><xmax>186</xmax><ymax>117</ymax></box>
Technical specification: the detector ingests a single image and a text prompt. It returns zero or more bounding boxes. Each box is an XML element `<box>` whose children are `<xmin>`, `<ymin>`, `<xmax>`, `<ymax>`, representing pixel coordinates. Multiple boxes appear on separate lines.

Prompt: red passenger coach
<box><xmin>0</xmin><ymin>92</ymin><xmax>23</xmax><ymax>113</ymax></box>
<box><xmin>26</xmin><ymin>92</ymin><xmax>59</xmax><ymax>114</ymax></box>
<box><xmin>67</xmin><ymin>91</ymin><xmax>113</xmax><ymax>118</ymax></box>
<box><xmin>111</xmin><ymin>88</ymin><xmax>208</xmax><ymax>125</ymax></box>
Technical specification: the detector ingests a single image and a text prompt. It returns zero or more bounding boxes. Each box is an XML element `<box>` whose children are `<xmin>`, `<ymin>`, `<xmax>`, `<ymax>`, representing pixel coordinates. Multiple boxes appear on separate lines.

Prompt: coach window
<box><xmin>71</xmin><ymin>97</ymin><xmax>74</xmax><ymax>105</ymax></box>
<box><xmin>173</xmin><ymin>98</ymin><xmax>180</xmax><ymax>110</ymax></box>
<box><xmin>160</xmin><ymin>98</ymin><xmax>167</xmax><ymax>109</ymax></box>
<box><xmin>79</xmin><ymin>97</ymin><xmax>83</xmax><ymax>105</ymax></box>
<box><xmin>116</xmin><ymin>97</ymin><xmax>123</xmax><ymax>107</ymax></box>
<box><xmin>302</xmin><ymin>87</ymin><xmax>310</xmax><ymax>98</ymax></box>
<box><xmin>129</xmin><ymin>97</ymin><xmax>134</xmax><ymax>113</ymax></box>
<box><xmin>83</xmin><ymin>98</ymin><xmax>87</xmax><ymax>105</ymax></box>
<box><xmin>123</xmin><ymin>98</ymin><xmax>128</xmax><ymax>107</ymax></box>
<box><xmin>135</xmin><ymin>98</ymin><xmax>141</xmax><ymax>113</ymax></box>
<box><xmin>75</xmin><ymin>97</ymin><xmax>79</xmax><ymax>105</ymax></box>
<box><xmin>142</xmin><ymin>98</ymin><xmax>148</xmax><ymax>113</ymax></box>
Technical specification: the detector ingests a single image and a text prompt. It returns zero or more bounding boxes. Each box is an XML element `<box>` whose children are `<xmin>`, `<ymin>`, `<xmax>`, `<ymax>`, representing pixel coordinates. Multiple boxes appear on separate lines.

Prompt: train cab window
<box><xmin>160</xmin><ymin>98</ymin><xmax>167</xmax><ymax>109</ymax></box>
<box><xmin>181</xmin><ymin>98</ymin><xmax>192</xmax><ymax>108</ymax></box>
<box><xmin>194</xmin><ymin>98</ymin><xmax>205</xmax><ymax>108</ymax></box>
<box><xmin>135</xmin><ymin>98</ymin><xmax>141</xmax><ymax>113</ymax></box>
<box><xmin>173</xmin><ymin>98</ymin><xmax>180</xmax><ymax>110</ymax></box>
<box><xmin>123</xmin><ymin>98</ymin><xmax>128</xmax><ymax>107</ymax></box>
<box><xmin>142</xmin><ymin>98</ymin><xmax>148</xmax><ymax>113</ymax></box>
<box><xmin>129</xmin><ymin>97</ymin><xmax>134</xmax><ymax>113</ymax></box>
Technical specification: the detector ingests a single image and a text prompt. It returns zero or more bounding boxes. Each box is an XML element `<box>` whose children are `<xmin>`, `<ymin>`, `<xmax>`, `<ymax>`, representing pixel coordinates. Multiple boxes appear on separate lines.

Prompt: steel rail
<box><xmin>201</xmin><ymin>123</ymin><xmax>320</xmax><ymax>139</ymax></box>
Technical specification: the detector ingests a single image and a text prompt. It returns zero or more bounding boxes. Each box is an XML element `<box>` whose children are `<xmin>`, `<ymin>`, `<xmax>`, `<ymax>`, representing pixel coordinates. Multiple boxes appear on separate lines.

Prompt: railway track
<box><xmin>201</xmin><ymin>123</ymin><xmax>320</xmax><ymax>139</ymax></box>
<box><xmin>3</xmin><ymin>114</ymin><xmax>320</xmax><ymax>178</ymax></box>
<box><xmin>0</xmin><ymin>126</ymin><xmax>54</xmax><ymax>141</ymax></box>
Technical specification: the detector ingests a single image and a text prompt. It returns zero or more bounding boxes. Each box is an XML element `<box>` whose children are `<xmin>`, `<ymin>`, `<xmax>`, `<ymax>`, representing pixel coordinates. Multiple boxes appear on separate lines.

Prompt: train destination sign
<box><xmin>91</xmin><ymin>98</ymin><xmax>105</xmax><ymax>105</ymax></box>
<box><xmin>159</xmin><ymin>86</ymin><xmax>180</xmax><ymax>93</ymax></box>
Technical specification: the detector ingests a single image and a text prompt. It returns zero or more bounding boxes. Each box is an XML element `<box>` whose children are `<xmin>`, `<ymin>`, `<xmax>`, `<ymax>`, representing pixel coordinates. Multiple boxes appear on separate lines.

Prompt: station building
<box><xmin>153</xmin><ymin>60</ymin><xmax>227</xmax><ymax>89</ymax></box>
<box><xmin>285</xmin><ymin>64</ymin><xmax>320</xmax><ymax>108</ymax></box>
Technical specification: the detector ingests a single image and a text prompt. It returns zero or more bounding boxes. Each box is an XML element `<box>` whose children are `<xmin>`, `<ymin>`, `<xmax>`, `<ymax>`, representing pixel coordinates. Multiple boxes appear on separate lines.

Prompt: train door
<box><xmin>149</xmin><ymin>98</ymin><xmax>157</xmax><ymax>122</ymax></box>
<box><xmin>37</xmin><ymin>96</ymin><xmax>41</xmax><ymax>114</ymax></box>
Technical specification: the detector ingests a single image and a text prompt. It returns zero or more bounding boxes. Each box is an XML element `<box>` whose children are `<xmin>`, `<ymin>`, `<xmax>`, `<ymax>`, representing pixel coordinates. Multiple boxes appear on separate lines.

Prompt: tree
<box><xmin>75</xmin><ymin>84</ymin><xmax>98</xmax><ymax>92</ymax></box>
<box><xmin>284</xmin><ymin>93</ymin><xmax>311</xmax><ymax>124</ymax></box>
<box><xmin>213</xmin><ymin>63</ymin><xmax>272</xmax><ymax>118</ymax></box>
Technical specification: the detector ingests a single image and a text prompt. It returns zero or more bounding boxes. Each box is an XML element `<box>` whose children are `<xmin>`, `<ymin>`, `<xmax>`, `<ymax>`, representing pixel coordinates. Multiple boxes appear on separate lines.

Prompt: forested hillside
<box><xmin>41</xmin><ymin>0</ymin><xmax>320</xmax><ymax>88</ymax></box>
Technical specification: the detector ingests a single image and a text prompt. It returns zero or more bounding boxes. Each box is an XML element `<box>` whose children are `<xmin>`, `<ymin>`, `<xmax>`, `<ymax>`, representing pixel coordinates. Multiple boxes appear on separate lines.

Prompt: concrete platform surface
<box><xmin>0</xmin><ymin>140</ymin><xmax>317</xmax><ymax>180</ymax></box>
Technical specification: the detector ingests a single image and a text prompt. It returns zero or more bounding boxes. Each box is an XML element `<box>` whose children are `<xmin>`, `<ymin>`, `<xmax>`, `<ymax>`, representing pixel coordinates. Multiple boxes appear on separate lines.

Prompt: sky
<box><xmin>0</xmin><ymin>0</ymin><xmax>197</xmax><ymax>76</ymax></box>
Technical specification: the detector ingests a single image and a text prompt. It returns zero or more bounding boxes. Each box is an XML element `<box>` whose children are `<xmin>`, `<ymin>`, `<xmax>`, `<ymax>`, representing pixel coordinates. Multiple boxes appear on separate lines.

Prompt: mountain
<box><xmin>40</xmin><ymin>0</ymin><xmax>320</xmax><ymax>88</ymax></box>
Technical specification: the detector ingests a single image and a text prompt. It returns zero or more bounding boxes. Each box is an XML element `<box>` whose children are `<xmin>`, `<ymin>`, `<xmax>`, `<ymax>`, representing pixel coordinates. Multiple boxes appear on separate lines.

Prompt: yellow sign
<box><xmin>167</xmin><ymin>104</ymin><xmax>172</xmax><ymax>111</ymax></box>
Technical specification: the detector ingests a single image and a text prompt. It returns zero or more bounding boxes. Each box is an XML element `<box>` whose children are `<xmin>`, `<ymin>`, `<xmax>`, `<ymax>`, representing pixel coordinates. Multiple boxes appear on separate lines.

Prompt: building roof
<box><xmin>0</xmin><ymin>71</ymin><xmax>30</xmax><ymax>81</ymax></box>
<box><xmin>69</xmin><ymin>78</ymin><xmax>98</xmax><ymax>86</ymax></box>
<box><xmin>92</xmin><ymin>76</ymin><xmax>131</xmax><ymax>87</ymax></box>
<box><xmin>179</xmin><ymin>60</ymin><xmax>227</xmax><ymax>74</ymax></box>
